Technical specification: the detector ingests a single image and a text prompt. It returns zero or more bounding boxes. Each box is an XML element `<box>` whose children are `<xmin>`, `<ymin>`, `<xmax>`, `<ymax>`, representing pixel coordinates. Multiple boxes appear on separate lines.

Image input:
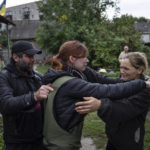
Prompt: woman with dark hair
<box><xmin>76</xmin><ymin>52</ymin><xmax>150</xmax><ymax>150</ymax></box>
<box><xmin>42</xmin><ymin>41</ymin><xmax>148</xmax><ymax>150</ymax></box>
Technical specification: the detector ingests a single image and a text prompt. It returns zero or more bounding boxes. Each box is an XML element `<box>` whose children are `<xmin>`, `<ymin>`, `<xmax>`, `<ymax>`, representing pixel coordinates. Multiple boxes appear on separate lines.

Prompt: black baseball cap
<box><xmin>12</xmin><ymin>40</ymin><xmax>42</xmax><ymax>55</ymax></box>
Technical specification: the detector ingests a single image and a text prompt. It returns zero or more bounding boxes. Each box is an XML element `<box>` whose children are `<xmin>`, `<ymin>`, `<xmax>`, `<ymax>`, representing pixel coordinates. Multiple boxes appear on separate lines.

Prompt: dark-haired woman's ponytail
<box><xmin>51</xmin><ymin>55</ymin><xmax>63</xmax><ymax>71</ymax></box>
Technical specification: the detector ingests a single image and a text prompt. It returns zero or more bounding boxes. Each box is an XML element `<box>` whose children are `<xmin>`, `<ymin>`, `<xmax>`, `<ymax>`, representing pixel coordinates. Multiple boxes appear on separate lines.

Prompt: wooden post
<box><xmin>6</xmin><ymin>24</ymin><xmax>10</xmax><ymax>59</ymax></box>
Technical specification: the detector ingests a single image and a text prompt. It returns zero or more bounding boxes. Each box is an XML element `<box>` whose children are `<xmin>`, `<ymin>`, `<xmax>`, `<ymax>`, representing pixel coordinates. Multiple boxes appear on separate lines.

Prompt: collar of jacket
<box><xmin>63</xmin><ymin>65</ymin><xmax>87</xmax><ymax>81</ymax></box>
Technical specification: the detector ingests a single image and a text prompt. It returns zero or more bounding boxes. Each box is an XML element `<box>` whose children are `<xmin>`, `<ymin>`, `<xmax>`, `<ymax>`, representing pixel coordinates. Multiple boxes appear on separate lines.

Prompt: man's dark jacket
<box><xmin>98</xmin><ymin>75</ymin><xmax>150</xmax><ymax>150</ymax></box>
<box><xmin>42</xmin><ymin>67</ymin><xmax>146</xmax><ymax>131</ymax></box>
<box><xmin>0</xmin><ymin>59</ymin><xmax>43</xmax><ymax>144</ymax></box>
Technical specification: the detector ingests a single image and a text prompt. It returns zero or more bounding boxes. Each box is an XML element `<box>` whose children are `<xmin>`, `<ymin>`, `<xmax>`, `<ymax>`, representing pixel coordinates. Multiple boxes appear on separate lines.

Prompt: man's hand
<box><xmin>75</xmin><ymin>97</ymin><xmax>101</xmax><ymax>114</ymax></box>
<box><xmin>34</xmin><ymin>84</ymin><xmax>54</xmax><ymax>101</ymax></box>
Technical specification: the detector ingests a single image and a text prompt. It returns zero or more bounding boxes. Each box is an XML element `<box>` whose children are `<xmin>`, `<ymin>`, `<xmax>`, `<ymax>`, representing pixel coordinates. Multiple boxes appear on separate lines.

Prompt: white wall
<box><xmin>141</xmin><ymin>34</ymin><xmax>150</xmax><ymax>43</ymax></box>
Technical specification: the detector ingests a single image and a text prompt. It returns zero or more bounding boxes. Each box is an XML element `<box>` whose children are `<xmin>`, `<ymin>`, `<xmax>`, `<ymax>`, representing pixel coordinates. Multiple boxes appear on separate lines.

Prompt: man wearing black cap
<box><xmin>0</xmin><ymin>40</ymin><xmax>53</xmax><ymax>150</ymax></box>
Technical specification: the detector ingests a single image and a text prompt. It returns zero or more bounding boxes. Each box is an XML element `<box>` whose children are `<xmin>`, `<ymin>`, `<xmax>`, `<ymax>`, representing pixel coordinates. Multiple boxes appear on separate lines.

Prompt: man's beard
<box><xmin>17</xmin><ymin>58</ymin><xmax>33</xmax><ymax>74</ymax></box>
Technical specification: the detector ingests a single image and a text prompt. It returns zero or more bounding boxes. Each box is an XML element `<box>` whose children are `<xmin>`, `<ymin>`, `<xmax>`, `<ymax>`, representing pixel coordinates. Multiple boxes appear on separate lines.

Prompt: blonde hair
<box><xmin>123</xmin><ymin>52</ymin><xmax>148</xmax><ymax>73</ymax></box>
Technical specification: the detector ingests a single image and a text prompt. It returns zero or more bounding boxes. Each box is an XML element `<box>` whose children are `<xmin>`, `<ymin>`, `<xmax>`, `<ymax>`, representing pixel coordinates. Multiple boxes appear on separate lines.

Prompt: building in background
<box><xmin>1</xmin><ymin>1</ymin><xmax>150</xmax><ymax>64</ymax></box>
<box><xmin>6</xmin><ymin>1</ymin><xmax>40</xmax><ymax>21</ymax></box>
<box><xmin>3</xmin><ymin>1</ymin><xmax>45</xmax><ymax>63</ymax></box>
<box><xmin>134</xmin><ymin>21</ymin><xmax>150</xmax><ymax>46</ymax></box>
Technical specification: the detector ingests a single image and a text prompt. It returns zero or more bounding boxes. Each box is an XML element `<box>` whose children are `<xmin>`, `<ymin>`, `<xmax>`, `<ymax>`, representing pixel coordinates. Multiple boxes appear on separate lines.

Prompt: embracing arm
<box><xmin>65</xmin><ymin>78</ymin><xmax>146</xmax><ymax>100</ymax></box>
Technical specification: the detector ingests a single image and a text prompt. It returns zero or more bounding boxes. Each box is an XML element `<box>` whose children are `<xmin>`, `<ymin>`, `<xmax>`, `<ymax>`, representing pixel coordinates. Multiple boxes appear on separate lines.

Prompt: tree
<box><xmin>0</xmin><ymin>30</ymin><xmax>8</xmax><ymax>48</ymax></box>
<box><xmin>91</xmin><ymin>15</ymin><xmax>150</xmax><ymax>70</ymax></box>
<box><xmin>112</xmin><ymin>15</ymin><xmax>150</xmax><ymax>65</ymax></box>
<box><xmin>36</xmin><ymin>0</ymin><xmax>119</xmax><ymax>65</ymax></box>
<box><xmin>36</xmin><ymin>0</ymin><xmax>150</xmax><ymax>70</ymax></box>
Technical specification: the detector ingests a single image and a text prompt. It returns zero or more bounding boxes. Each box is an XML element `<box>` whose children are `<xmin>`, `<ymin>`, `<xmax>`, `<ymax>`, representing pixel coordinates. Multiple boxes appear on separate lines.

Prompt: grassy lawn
<box><xmin>82</xmin><ymin>112</ymin><xmax>107</xmax><ymax>149</ymax></box>
<box><xmin>144</xmin><ymin>112</ymin><xmax>150</xmax><ymax>150</ymax></box>
<box><xmin>82</xmin><ymin>112</ymin><xmax>150</xmax><ymax>150</ymax></box>
<box><xmin>35</xmin><ymin>64</ymin><xmax>50</xmax><ymax>74</ymax></box>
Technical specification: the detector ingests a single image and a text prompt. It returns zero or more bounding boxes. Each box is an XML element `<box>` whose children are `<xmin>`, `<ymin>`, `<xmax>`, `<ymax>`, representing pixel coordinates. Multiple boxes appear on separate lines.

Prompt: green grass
<box><xmin>35</xmin><ymin>64</ymin><xmax>50</xmax><ymax>74</ymax></box>
<box><xmin>82</xmin><ymin>112</ymin><xmax>107</xmax><ymax>149</ymax></box>
<box><xmin>144</xmin><ymin>112</ymin><xmax>150</xmax><ymax>150</ymax></box>
<box><xmin>83</xmin><ymin>111</ymin><xmax>150</xmax><ymax>150</ymax></box>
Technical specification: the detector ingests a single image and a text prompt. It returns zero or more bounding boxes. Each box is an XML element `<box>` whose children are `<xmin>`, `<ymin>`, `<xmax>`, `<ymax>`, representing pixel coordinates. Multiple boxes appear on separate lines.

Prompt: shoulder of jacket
<box><xmin>0</xmin><ymin>69</ymin><xmax>18</xmax><ymax>83</ymax></box>
<box><xmin>84</xmin><ymin>66</ymin><xmax>94</xmax><ymax>72</ymax></box>
<box><xmin>84</xmin><ymin>66</ymin><xmax>98</xmax><ymax>76</ymax></box>
<box><xmin>0</xmin><ymin>69</ymin><xmax>10</xmax><ymax>77</ymax></box>
<box><xmin>34</xmin><ymin>70</ymin><xmax>43</xmax><ymax>80</ymax></box>
<box><xmin>64</xmin><ymin>77</ymin><xmax>86</xmax><ymax>87</ymax></box>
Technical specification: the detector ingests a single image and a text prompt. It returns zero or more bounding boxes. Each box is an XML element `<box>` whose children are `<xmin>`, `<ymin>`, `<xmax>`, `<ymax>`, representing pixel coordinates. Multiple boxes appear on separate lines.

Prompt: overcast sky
<box><xmin>5</xmin><ymin>0</ymin><xmax>40</xmax><ymax>7</ymax></box>
<box><xmin>1</xmin><ymin>0</ymin><xmax>150</xmax><ymax>19</ymax></box>
<box><xmin>118</xmin><ymin>0</ymin><xmax>150</xmax><ymax>19</ymax></box>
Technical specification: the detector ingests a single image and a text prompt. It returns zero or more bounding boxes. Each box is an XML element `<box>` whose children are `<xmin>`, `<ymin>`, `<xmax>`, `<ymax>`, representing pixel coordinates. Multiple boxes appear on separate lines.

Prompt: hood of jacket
<box><xmin>42</xmin><ymin>65</ymin><xmax>87</xmax><ymax>84</ymax></box>
<box><xmin>42</xmin><ymin>68</ymin><xmax>71</xmax><ymax>84</ymax></box>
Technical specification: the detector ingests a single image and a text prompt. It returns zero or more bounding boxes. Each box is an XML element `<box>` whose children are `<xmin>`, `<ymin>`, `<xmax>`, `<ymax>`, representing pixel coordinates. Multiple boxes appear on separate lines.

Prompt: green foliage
<box><xmin>0</xmin><ymin>30</ymin><xmax>8</xmax><ymax>48</ymax></box>
<box><xmin>36</xmin><ymin>0</ymin><xmax>150</xmax><ymax>70</ymax></box>
<box><xmin>36</xmin><ymin>0</ymin><xmax>118</xmax><ymax>59</ymax></box>
<box><xmin>111</xmin><ymin>15</ymin><xmax>150</xmax><ymax>66</ymax></box>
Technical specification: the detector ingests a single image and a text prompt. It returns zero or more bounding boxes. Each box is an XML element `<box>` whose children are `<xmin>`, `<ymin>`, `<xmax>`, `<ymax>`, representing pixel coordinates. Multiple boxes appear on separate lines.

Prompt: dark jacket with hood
<box><xmin>98</xmin><ymin>75</ymin><xmax>150</xmax><ymax>150</ymax></box>
<box><xmin>0</xmin><ymin>58</ymin><xmax>43</xmax><ymax>144</ymax></box>
<box><xmin>42</xmin><ymin>67</ymin><xmax>147</xmax><ymax>131</ymax></box>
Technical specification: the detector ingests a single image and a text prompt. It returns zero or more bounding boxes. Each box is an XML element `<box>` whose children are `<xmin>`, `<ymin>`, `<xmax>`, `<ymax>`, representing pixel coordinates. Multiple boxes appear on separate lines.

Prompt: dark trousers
<box><xmin>106</xmin><ymin>140</ymin><xmax>118</xmax><ymax>150</ymax></box>
<box><xmin>2</xmin><ymin>141</ymin><xmax>47</xmax><ymax>150</ymax></box>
